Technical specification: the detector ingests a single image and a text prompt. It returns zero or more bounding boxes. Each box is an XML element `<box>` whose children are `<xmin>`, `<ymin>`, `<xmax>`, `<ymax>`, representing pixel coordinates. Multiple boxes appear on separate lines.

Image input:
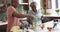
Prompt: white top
<box><xmin>28</xmin><ymin>10</ymin><xmax>42</xmax><ymax>25</ymax></box>
<box><xmin>28</xmin><ymin>9</ymin><xmax>43</xmax><ymax>19</ymax></box>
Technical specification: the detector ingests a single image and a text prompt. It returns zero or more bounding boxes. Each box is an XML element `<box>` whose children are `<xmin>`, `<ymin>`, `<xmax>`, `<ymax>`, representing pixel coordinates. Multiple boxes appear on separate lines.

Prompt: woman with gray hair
<box><xmin>28</xmin><ymin>1</ymin><xmax>43</xmax><ymax>32</ymax></box>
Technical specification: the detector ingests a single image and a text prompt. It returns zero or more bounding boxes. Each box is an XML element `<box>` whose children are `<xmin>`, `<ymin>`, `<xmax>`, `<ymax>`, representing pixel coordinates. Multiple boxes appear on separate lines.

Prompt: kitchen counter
<box><xmin>0</xmin><ymin>21</ymin><xmax>7</xmax><ymax>29</ymax></box>
<box><xmin>42</xmin><ymin>15</ymin><xmax>60</xmax><ymax>19</ymax></box>
<box><xmin>0</xmin><ymin>21</ymin><xmax>8</xmax><ymax>26</ymax></box>
<box><xmin>41</xmin><ymin>15</ymin><xmax>60</xmax><ymax>32</ymax></box>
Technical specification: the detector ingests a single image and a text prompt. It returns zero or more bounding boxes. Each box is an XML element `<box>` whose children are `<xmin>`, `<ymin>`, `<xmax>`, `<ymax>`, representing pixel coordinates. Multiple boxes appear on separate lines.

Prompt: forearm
<box><xmin>17</xmin><ymin>14</ymin><xmax>29</xmax><ymax>18</ymax></box>
<box><xmin>12</xmin><ymin>13</ymin><xmax>29</xmax><ymax>18</ymax></box>
<box><xmin>12</xmin><ymin>11</ymin><xmax>34</xmax><ymax>20</ymax></box>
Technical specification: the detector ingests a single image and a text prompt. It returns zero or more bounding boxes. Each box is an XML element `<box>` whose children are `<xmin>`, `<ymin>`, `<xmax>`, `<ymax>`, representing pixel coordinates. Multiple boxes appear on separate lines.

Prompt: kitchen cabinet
<box><xmin>0</xmin><ymin>25</ymin><xmax>7</xmax><ymax>32</ymax></box>
<box><xmin>0</xmin><ymin>22</ymin><xmax>7</xmax><ymax>32</ymax></box>
<box><xmin>43</xmin><ymin>0</ymin><xmax>52</xmax><ymax>9</ymax></box>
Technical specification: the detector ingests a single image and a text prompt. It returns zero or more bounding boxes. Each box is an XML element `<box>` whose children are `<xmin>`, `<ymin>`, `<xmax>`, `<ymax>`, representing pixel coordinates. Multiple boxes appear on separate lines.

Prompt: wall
<box><xmin>51</xmin><ymin>0</ymin><xmax>56</xmax><ymax>9</ymax></box>
<box><xmin>58</xmin><ymin>0</ymin><xmax>60</xmax><ymax>9</ymax></box>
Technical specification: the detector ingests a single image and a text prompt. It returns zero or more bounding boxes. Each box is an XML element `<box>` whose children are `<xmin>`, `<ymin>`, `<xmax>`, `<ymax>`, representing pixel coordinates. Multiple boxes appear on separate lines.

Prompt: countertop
<box><xmin>0</xmin><ymin>21</ymin><xmax>8</xmax><ymax>26</ymax></box>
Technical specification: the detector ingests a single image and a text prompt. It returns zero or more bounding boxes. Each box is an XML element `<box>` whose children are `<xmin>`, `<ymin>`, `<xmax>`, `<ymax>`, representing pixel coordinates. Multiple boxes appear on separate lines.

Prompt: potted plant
<box><xmin>56</xmin><ymin>9</ymin><xmax>60</xmax><ymax>15</ymax></box>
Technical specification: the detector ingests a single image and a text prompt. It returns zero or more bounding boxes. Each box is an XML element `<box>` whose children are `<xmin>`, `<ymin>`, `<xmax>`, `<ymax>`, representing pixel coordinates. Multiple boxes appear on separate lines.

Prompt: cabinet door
<box><xmin>46</xmin><ymin>0</ymin><xmax>52</xmax><ymax>9</ymax></box>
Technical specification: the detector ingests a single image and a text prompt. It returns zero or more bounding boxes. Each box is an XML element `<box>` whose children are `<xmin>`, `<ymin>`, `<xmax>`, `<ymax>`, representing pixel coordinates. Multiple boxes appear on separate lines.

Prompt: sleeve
<box><xmin>36</xmin><ymin>10</ymin><xmax>43</xmax><ymax>18</ymax></box>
